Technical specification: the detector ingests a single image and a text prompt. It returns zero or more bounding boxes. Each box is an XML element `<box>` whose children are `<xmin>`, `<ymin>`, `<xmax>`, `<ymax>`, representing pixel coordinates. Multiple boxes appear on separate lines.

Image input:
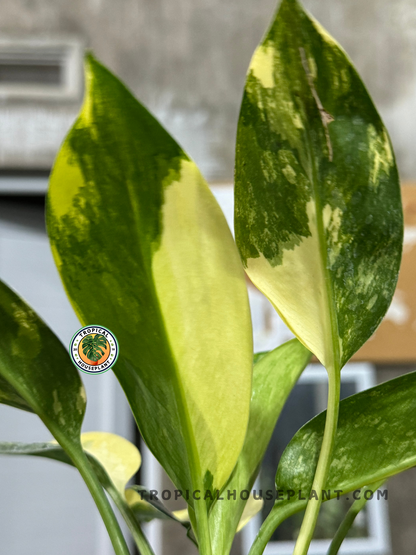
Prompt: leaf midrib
<box><xmin>121</xmin><ymin>152</ymin><xmax>204</xmax><ymax>504</ymax></box>
<box><xmin>300</xmin><ymin>66</ymin><xmax>340</xmax><ymax>375</ymax></box>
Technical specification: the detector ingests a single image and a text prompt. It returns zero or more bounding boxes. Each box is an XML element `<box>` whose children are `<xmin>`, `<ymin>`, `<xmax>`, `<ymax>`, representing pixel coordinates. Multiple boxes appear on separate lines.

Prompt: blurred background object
<box><xmin>1</xmin><ymin>1</ymin><xmax>416</xmax><ymax>554</ymax></box>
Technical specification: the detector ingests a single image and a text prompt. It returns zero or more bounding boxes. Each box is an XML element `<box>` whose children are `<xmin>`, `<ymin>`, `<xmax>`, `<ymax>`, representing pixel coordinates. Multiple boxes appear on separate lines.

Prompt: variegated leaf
<box><xmin>0</xmin><ymin>279</ymin><xmax>85</xmax><ymax>442</ymax></box>
<box><xmin>0</xmin><ymin>433</ymin><xmax>154</xmax><ymax>554</ymax></box>
<box><xmin>249</xmin><ymin>371</ymin><xmax>416</xmax><ymax>555</ymax></box>
<box><xmin>0</xmin><ymin>282</ymin><xmax>130</xmax><ymax>555</ymax></box>
<box><xmin>235</xmin><ymin>0</ymin><xmax>403</xmax><ymax>371</ymax></box>
<box><xmin>46</xmin><ymin>54</ymin><xmax>253</xmax><ymax>527</ymax></box>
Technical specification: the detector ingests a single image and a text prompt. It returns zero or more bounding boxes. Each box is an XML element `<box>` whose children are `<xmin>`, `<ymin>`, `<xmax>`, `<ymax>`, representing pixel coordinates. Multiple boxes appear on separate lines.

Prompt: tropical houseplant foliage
<box><xmin>0</xmin><ymin>0</ymin><xmax>409</xmax><ymax>554</ymax></box>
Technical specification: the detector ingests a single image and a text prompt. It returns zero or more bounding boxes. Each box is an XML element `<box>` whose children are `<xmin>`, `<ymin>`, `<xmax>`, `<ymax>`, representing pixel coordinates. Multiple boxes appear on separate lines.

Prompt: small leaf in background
<box><xmin>46</xmin><ymin>53</ymin><xmax>253</xmax><ymax>529</ymax></box>
<box><xmin>79</xmin><ymin>432</ymin><xmax>141</xmax><ymax>497</ymax></box>
<box><xmin>0</xmin><ymin>432</ymin><xmax>141</xmax><ymax>511</ymax></box>
<box><xmin>234</xmin><ymin>0</ymin><xmax>403</xmax><ymax>371</ymax></box>
<box><xmin>209</xmin><ymin>339</ymin><xmax>310</xmax><ymax>555</ymax></box>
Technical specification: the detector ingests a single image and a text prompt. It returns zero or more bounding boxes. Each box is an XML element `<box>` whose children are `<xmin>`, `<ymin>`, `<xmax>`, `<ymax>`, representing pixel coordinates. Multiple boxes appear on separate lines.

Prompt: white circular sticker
<box><xmin>69</xmin><ymin>325</ymin><xmax>119</xmax><ymax>374</ymax></box>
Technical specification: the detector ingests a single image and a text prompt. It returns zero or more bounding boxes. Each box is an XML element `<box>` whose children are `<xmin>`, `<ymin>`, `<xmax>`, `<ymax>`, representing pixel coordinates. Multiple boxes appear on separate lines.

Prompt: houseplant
<box><xmin>0</xmin><ymin>0</ymin><xmax>410</xmax><ymax>554</ymax></box>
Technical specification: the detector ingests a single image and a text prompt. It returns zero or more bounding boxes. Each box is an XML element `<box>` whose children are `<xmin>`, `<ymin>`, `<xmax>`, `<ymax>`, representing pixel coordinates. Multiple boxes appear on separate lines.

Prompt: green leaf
<box><xmin>0</xmin><ymin>279</ymin><xmax>86</xmax><ymax>443</ymax></box>
<box><xmin>234</xmin><ymin>0</ymin><xmax>403</xmax><ymax>371</ymax></box>
<box><xmin>46</xmin><ymin>53</ymin><xmax>253</xmax><ymax>545</ymax></box>
<box><xmin>209</xmin><ymin>339</ymin><xmax>311</xmax><ymax>555</ymax></box>
<box><xmin>0</xmin><ymin>373</ymin><xmax>33</xmax><ymax>413</ymax></box>
<box><xmin>127</xmin><ymin>484</ymin><xmax>198</xmax><ymax>546</ymax></box>
<box><xmin>277</xmin><ymin>371</ymin><xmax>416</xmax><ymax>498</ymax></box>
<box><xmin>327</xmin><ymin>479</ymin><xmax>385</xmax><ymax>555</ymax></box>
<box><xmin>0</xmin><ymin>280</ymin><xmax>130</xmax><ymax>555</ymax></box>
<box><xmin>248</xmin><ymin>371</ymin><xmax>416</xmax><ymax>555</ymax></box>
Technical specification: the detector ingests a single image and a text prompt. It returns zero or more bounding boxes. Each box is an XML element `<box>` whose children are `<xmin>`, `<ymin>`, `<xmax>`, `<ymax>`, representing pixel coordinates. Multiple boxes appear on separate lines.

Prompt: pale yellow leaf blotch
<box><xmin>250</xmin><ymin>44</ymin><xmax>276</xmax><ymax>89</ymax></box>
<box><xmin>49</xmin><ymin>142</ymin><xmax>85</xmax><ymax>221</ymax></box>
<box><xmin>152</xmin><ymin>158</ymin><xmax>252</xmax><ymax>493</ymax></box>
<box><xmin>81</xmin><ymin>431</ymin><xmax>141</xmax><ymax>497</ymax></box>
<box><xmin>162</xmin><ymin>498</ymin><xmax>263</xmax><ymax>531</ymax></box>
<box><xmin>246</xmin><ymin>200</ymin><xmax>334</xmax><ymax>367</ymax></box>
<box><xmin>236</xmin><ymin>495</ymin><xmax>264</xmax><ymax>532</ymax></box>
<box><xmin>172</xmin><ymin>508</ymin><xmax>190</xmax><ymax>522</ymax></box>
<box><xmin>367</xmin><ymin>125</ymin><xmax>394</xmax><ymax>189</ymax></box>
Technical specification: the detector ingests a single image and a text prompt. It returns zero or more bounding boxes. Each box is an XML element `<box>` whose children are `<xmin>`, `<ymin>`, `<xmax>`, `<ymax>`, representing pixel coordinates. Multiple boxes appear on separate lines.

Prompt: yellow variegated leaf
<box><xmin>0</xmin><ymin>434</ymin><xmax>152</xmax><ymax>555</ymax></box>
<box><xmin>235</xmin><ymin>0</ymin><xmax>403</xmax><ymax>371</ymax></box>
<box><xmin>46</xmin><ymin>55</ymin><xmax>253</xmax><ymax>550</ymax></box>
<box><xmin>173</xmin><ymin>509</ymin><xmax>190</xmax><ymax>523</ymax></box>
<box><xmin>80</xmin><ymin>432</ymin><xmax>141</xmax><ymax>498</ymax></box>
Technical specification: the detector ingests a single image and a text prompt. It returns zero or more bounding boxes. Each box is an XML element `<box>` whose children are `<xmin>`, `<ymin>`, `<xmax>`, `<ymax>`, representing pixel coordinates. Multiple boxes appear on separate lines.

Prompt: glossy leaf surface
<box><xmin>0</xmin><ymin>374</ymin><xmax>33</xmax><ymax>413</ymax></box>
<box><xmin>0</xmin><ymin>279</ymin><xmax>86</xmax><ymax>442</ymax></box>
<box><xmin>235</xmin><ymin>0</ymin><xmax>403</xmax><ymax>370</ymax></box>
<box><xmin>277</xmin><ymin>371</ymin><xmax>416</xmax><ymax>505</ymax></box>
<box><xmin>0</xmin><ymin>284</ymin><xmax>131</xmax><ymax>555</ymax></box>
<box><xmin>209</xmin><ymin>339</ymin><xmax>310</xmax><ymax>555</ymax></box>
<box><xmin>249</xmin><ymin>372</ymin><xmax>416</xmax><ymax>555</ymax></box>
<box><xmin>46</xmin><ymin>55</ymin><xmax>253</xmax><ymax>509</ymax></box>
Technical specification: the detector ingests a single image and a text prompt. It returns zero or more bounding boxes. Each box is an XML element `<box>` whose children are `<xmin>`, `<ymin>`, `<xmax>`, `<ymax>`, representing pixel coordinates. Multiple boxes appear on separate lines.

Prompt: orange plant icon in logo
<box><xmin>70</xmin><ymin>326</ymin><xmax>118</xmax><ymax>374</ymax></box>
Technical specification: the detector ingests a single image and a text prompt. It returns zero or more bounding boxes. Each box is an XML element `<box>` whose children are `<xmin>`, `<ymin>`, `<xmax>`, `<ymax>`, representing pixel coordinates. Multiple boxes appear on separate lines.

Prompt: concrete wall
<box><xmin>1</xmin><ymin>0</ymin><xmax>416</xmax><ymax>182</ymax></box>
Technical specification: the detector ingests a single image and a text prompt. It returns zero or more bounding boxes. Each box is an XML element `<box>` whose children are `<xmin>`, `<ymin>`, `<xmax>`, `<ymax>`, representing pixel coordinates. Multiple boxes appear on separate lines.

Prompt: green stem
<box><xmin>292</xmin><ymin>369</ymin><xmax>341</xmax><ymax>555</ymax></box>
<box><xmin>68</xmin><ymin>446</ymin><xmax>131</xmax><ymax>555</ymax></box>
<box><xmin>107</xmin><ymin>485</ymin><xmax>156</xmax><ymax>555</ymax></box>
<box><xmin>248</xmin><ymin>501</ymin><xmax>306</xmax><ymax>555</ymax></box>
<box><xmin>327</xmin><ymin>480</ymin><xmax>385</xmax><ymax>555</ymax></box>
<box><xmin>194</xmin><ymin>494</ymin><xmax>212</xmax><ymax>555</ymax></box>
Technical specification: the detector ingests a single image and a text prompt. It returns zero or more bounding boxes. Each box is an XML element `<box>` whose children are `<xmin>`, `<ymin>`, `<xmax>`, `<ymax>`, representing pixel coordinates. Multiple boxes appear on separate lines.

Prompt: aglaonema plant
<box><xmin>0</xmin><ymin>0</ymin><xmax>409</xmax><ymax>554</ymax></box>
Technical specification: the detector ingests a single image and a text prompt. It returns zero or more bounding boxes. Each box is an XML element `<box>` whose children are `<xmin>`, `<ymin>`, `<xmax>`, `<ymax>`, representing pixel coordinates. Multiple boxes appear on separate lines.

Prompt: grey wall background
<box><xmin>1</xmin><ymin>0</ymin><xmax>416</xmax><ymax>182</ymax></box>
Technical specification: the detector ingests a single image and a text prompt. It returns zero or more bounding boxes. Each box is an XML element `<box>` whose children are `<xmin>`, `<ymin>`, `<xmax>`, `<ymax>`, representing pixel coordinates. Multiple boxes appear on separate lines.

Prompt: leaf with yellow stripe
<box><xmin>46</xmin><ymin>55</ymin><xmax>253</xmax><ymax>550</ymax></box>
<box><xmin>235</xmin><ymin>0</ymin><xmax>403</xmax><ymax>371</ymax></box>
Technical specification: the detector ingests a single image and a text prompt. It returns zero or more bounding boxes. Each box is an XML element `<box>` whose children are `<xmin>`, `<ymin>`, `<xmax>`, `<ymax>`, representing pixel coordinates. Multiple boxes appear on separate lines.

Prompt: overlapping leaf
<box><xmin>249</xmin><ymin>371</ymin><xmax>416</xmax><ymax>555</ymax></box>
<box><xmin>235</xmin><ymin>0</ymin><xmax>403</xmax><ymax>371</ymax></box>
<box><xmin>46</xmin><ymin>55</ymin><xmax>253</xmax><ymax>523</ymax></box>
<box><xmin>276</xmin><ymin>371</ymin><xmax>416</xmax><ymax>496</ymax></box>
<box><xmin>209</xmin><ymin>339</ymin><xmax>310</xmax><ymax>555</ymax></box>
<box><xmin>0</xmin><ymin>281</ymin><xmax>130</xmax><ymax>555</ymax></box>
<box><xmin>0</xmin><ymin>432</ymin><xmax>140</xmax><ymax>506</ymax></box>
<box><xmin>0</xmin><ymin>432</ymin><xmax>154</xmax><ymax>552</ymax></box>
<box><xmin>0</xmin><ymin>279</ymin><xmax>85</xmax><ymax>443</ymax></box>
